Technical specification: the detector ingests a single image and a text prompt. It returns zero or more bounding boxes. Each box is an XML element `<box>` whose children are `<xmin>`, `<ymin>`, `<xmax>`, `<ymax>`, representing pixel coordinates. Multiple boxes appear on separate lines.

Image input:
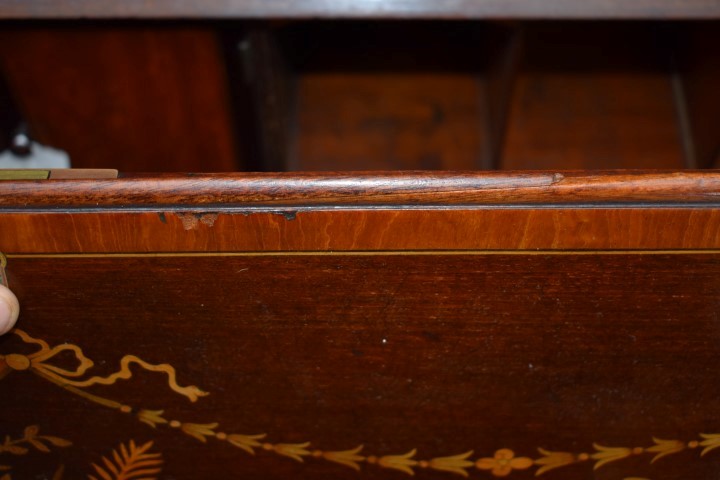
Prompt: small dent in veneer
<box><xmin>552</xmin><ymin>173</ymin><xmax>565</xmax><ymax>183</ymax></box>
<box><xmin>176</xmin><ymin>212</ymin><xmax>219</xmax><ymax>230</ymax></box>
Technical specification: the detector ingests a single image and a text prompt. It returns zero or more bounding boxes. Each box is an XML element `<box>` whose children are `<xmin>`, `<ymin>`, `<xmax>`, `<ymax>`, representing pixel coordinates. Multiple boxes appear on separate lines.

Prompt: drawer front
<box><xmin>1</xmin><ymin>172</ymin><xmax>720</xmax><ymax>479</ymax></box>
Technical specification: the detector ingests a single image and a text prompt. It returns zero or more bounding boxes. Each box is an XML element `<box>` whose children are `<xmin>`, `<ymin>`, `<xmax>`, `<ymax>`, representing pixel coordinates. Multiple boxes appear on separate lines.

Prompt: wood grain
<box><xmin>2</xmin><ymin>253</ymin><xmax>720</xmax><ymax>479</ymax></box>
<box><xmin>501</xmin><ymin>23</ymin><xmax>684</xmax><ymax>170</ymax></box>
<box><xmin>1</xmin><ymin>172</ymin><xmax>719</xmax><ymax>208</ymax></box>
<box><xmin>288</xmin><ymin>21</ymin><xmax>489</xmax><ymax>171</ymax></box>
<box><xmin>2</xmin><ymin>207</ymin><xmax>720</xmax><ymax>253</ymax></box>
<box><xmin>295</xmin><ymin>73</ymin><xmax>486</xmax><ymax>170</ymax></box>
<box><xmin>0</xmin><ymin>26</ymin><xmax>239</xmax><ymax>172</ymax></box>
<box><xmin>1</xmin><ymin>0</ymin><xmax>719</xmax><ymax>19</ymax></box>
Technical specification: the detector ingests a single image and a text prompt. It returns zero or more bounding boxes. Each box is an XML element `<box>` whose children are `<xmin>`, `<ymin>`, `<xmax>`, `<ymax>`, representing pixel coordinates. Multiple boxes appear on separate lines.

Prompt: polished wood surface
<box><xmin>0</xmin><ymin>26</ymin><xmax>240</xmax><ymax>172</ymax></box>
<box><xmin>2</xmin><ymin>253</ymin><xmax>720</xmax><ymax>479</ymax></box>
<box><xmin>0</xmin><ymin>172</ymin><xmax>719</xmax><ymax>254</ymax></box>
<box><xmin>1</xmin><ymin>0</ymin><xmax>720</xmax><ymax>19</ymax></box>
<box><xmin>1</xmin><ymin>172</ymin><xmax>720</xmax><ymax>479</ymax></box>
<box><xmin>4</xmin><ymin>207</ymin><xmax>720</xmax><ymax>253</ymax></box>
<box><xmin>1</xmin><ymin>171</ymin><xmax>719</xmax><ymax>207</ymax></box>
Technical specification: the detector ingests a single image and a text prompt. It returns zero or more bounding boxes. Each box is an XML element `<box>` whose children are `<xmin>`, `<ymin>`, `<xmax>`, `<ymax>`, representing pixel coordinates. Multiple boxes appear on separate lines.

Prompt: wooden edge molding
<box><xmin>0</xmin><ymin>171</ymin><xmax>719</xmax><ymax>208</ymax></box>
<box><xmin>1</xmin><ymin>0</ymin><xmax>720</xmax><ymax>19</ymax></box>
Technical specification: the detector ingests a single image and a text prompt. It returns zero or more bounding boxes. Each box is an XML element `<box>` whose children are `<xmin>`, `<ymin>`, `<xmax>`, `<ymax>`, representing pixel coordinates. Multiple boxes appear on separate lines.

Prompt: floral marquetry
<box><xmin>476</xmin><ymin>449</ymin><xmax>533</xmax><ymax>477</ymax></box>
<box><xmin>2</xmin><ymin>328</ymin><xmax>720</xmax><ymax>478</ymax></box>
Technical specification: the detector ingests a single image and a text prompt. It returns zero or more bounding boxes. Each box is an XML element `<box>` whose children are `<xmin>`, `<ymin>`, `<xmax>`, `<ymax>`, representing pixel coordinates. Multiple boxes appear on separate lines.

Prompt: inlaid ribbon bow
<box><xmin>0</xmin><ymin>329</ymin><xmax>207</xmax><ymax>402</ymax></box>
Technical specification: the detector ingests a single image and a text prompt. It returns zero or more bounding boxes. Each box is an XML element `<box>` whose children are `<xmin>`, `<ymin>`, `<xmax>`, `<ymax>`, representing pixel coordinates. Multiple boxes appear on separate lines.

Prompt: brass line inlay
<box><xmin>2</xmin><ymin>329</ymin><xmax>719</xmax><ymax>479</ymax></box>
<box><xmin>6</xmin><ymin>249</ymin><xmax>720</xmax><ymax>260</ymax></box>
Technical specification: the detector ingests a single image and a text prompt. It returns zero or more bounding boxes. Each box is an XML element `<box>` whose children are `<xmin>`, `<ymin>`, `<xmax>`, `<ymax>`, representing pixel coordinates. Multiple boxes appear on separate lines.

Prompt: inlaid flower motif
<box><xmin>476</xmin><ymin>449</ymin><xmax>533</xmax><ymax>477</ymax></box>
<box><xmin>700</xmin><ymin>434</ymin><xmax>720</xmax><ymax>457</ymax></box>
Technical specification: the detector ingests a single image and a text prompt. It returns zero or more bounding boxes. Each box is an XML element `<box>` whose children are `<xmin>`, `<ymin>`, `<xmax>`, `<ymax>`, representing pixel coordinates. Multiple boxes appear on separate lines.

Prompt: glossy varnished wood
<box><xmin>0</xmin><ymin>172</ymin><xmax>719</xmax><ymax>254</ymax></box>
<box><xmin>2</xmin><ymin>172</ymin><xmax>720</xmax><ymax>479</ymax></box>
<box><xmin>1</xmin><ymin>172</ymin><xmax>720</xmax><ymax>208</ymax></box>
<box><xmin>2</xmin><ymin>253</ymin><xmax>720</xmax><ymax>479</ymax></box>
<box><xmin>3</xmin><ymin>208</ymin><xmax>720</xmax><ymax>253</ymax></box>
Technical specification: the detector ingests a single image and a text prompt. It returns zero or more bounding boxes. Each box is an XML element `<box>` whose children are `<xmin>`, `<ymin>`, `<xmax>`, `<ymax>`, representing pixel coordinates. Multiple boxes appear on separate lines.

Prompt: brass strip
<box><xmin>0</xmin><ymin>169</ymin><xmax>50</xmax><ymax>180</ymax></box>
<box><xmin>6</xmin><ymin>250</ymin><xmax>720</xmax><ymax>259</ymax></box>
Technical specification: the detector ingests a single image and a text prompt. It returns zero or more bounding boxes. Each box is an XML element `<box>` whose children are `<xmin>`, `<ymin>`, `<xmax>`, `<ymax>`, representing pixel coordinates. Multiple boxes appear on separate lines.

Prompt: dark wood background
<box><xmin>3</xmin><ymin>252</ymin><xmax>720</xmax><ymax>479</ymax></box>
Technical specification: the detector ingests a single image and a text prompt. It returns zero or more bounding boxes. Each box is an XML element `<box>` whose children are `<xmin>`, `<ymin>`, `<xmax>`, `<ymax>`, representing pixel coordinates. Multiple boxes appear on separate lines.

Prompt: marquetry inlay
<box><xmin>2</xmin><ymin>328</ymin><xmax>719</xmax><ymax>479</ymax></box>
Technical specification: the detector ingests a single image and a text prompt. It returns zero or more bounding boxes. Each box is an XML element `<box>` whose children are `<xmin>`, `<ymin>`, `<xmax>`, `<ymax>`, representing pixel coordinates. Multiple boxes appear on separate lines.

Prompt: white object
<box><xmin>0</xmin><ymin>142</ymin><xmax>70</xmax><ymax>169</ymax></box>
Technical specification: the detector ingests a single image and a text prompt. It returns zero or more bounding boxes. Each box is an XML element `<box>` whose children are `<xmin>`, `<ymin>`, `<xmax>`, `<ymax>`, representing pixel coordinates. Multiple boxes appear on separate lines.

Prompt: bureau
<box><xmin>1</xmin><ymin>2</ymin><xmax>720</xmax><ymax>479</ymax></box>
<box><xmin>1</xmin><ymin>171</ymin><xmax>720</xmax><ymax>479</ymax></box>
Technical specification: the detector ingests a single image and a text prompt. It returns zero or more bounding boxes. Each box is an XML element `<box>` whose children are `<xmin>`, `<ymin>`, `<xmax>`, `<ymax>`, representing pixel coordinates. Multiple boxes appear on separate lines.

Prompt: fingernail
<box><xmin>0</xmin><ymin>284</ymin><xmax>19</xmax><ymax>335</ymax></box>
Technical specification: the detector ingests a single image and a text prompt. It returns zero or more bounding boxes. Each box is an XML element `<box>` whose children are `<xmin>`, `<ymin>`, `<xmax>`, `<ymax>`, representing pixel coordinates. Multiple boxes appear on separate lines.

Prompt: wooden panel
<box><xmin>1</xmin><ymin>172</ymin><xmax>720</xmax><ymax>253</ymax></box>
<box><xmin>296</xmin><ymin>73</ymin><xmax>485</xmax><ymax>170</ymax></box>
<box><xmin>3</xmin><ymin>208</ymin><xmax>720</xmax><ymax>253</ymax></box>
<box><xmin>0</xmin><ymin>26</ymin><xmax>239</xmax><ymax>172</ymax></box>
<box><xmin>289</xmin><ymin>22</ymin><xmax>489</xmax><ymax>171</ymax></box>
<box><xmin>679</xmin><ymin>23</ymin><xmax>720</xmax><ymax>169</ymax></box>
<box><xmin>2</xmin><ymin>252</ymin><xmax>720</xmax><ymax>479</ymax></box>
<box><xmin>501</xmin><ymin>24</ymin><xmax>684</xmax><ymax>170</ymax></box>
<box><xmin>1</xmin><ymin>0</ymin><xmax>719</xmax><ymax>19</ymax></box>
<box><xmin>2</xmin><ymin>172</ymin><xmax>720</xmax><ymax>479</ymax></box>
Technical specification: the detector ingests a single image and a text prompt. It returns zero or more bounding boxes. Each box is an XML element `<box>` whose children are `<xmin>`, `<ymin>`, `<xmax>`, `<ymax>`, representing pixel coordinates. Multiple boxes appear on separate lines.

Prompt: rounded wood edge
<box><xmin>1</xmin><ymin>171</ymin><xmax>720</xmax><ymax>208</ymax></box>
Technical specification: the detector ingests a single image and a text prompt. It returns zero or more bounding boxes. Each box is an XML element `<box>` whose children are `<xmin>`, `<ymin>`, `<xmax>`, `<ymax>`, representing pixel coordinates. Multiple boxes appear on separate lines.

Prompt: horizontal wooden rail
<box><xmin>0</xmin><ymin>171</ymin><xmax>719</xmax><ymax>208</ymax></box>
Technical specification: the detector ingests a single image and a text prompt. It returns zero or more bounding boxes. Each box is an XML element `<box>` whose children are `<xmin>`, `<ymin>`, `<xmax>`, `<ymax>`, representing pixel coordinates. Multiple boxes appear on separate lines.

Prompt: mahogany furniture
<box><xmin>1</xmin><ymin>2</ymin><xmax>720</xmax><ymax>480</ymax></box>
<box><xmin>1</xmin><ymin>171</ymin><xmax>720</xmax><ymax>480</ymax></box>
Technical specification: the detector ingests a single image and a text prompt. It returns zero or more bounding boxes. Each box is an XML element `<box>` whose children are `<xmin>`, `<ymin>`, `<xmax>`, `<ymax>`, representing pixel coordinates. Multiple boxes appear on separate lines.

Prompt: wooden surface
<box><xmin>1</xmin><ymin>171</ymin><xmax>720</xmax><ymax>207</ymax></box>
<box><xmin>1</xmin><ymin>172</ymin><xmax>720</xmax><ymax>253</ymax></box>
<box><xmin>500</xmin><ymin>24</ymin><xmax>684</xmax><ymax>170</ymax></box>
<box><xmin>2</xmin><ymin>253</ymin><xmax>720</xmax><ymax>479</ymax></box>
<box><xmin>1</xmin><ymin>0</ymin><xmax>720</xmax><ymax>19</ymax></box>
<box><xmin>0</xmin><ymin>26</ymin><xmax>240</xmax><ymax>172</ymax></box>
<box><xmin>679</xmin><ymin>23</ymin><xmax>720</xmax><ymax>169</ymax></box>
<box><xmin>288</xmin><ymin>22</ymin><xmax>489</xmax><ymax>171</ymax></box>
<box><xmin>2</xmin><ymin>172</ymin><xmax>720</xmax><ymax>479</ymax></box>
<box><xmin>295</xmin><ymin>74</ymin><xmax>486</xmax><ymax>170</ymax></box>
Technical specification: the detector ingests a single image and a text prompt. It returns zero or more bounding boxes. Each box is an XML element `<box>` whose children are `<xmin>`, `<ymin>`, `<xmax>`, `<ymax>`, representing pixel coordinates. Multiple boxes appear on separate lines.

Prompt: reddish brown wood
<box><xmin>0</xmin><ymin>172</ymin><xmax>719</xmax><ymax>253</ymax></box>
<box><xmin>1</xmin><ymin>0</ymin><xmax>719</xmax><ymax>18</ymax></box>
<box><xmin>295</xmin><ymin>74</ymin><xmax>486</xmax><ymax>170</ymax></box>
<box><xmin>500</xmin><ymin>24</ymin><xmax>685</xmax><ymax>170</ymax></box>
<box><xmin>0</xmin><ymin>172</ymin><xmax>719</xmax><ymax>208</ymax></box>
<box><xmin>0</xmin><ymin>26</ymin><xmax>240</xmax><ymax>172</ymax></box>
<box><xmin>1</xmin><ymin>171</ymin><xmax>720</xmax><ymax>478</ymax></box>
<box><xmin>2</xmin><ymin>253</ymin><xmax>720</xmax><ymax>479</ymax></box>
<box><xmin>289</xmin><ymin>22</ymin><xmax>490</xmax><ymax>171</ymax></box>
<box><xmin>679</xmin><ymin>23</ymin><xmax>720</xmax><ymax>169</ymax></box>
<box><xmin>2</xmin><ymin>207</ymin><xmax>720</xmax><ymax>254</ymax></box>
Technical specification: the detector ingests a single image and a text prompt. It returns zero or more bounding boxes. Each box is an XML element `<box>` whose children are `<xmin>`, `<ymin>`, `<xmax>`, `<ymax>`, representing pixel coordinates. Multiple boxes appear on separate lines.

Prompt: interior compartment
<box><xmin>0</xmin><ymin>20</ymin><xmax>718</xmax><ymax>172</ymax></box>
